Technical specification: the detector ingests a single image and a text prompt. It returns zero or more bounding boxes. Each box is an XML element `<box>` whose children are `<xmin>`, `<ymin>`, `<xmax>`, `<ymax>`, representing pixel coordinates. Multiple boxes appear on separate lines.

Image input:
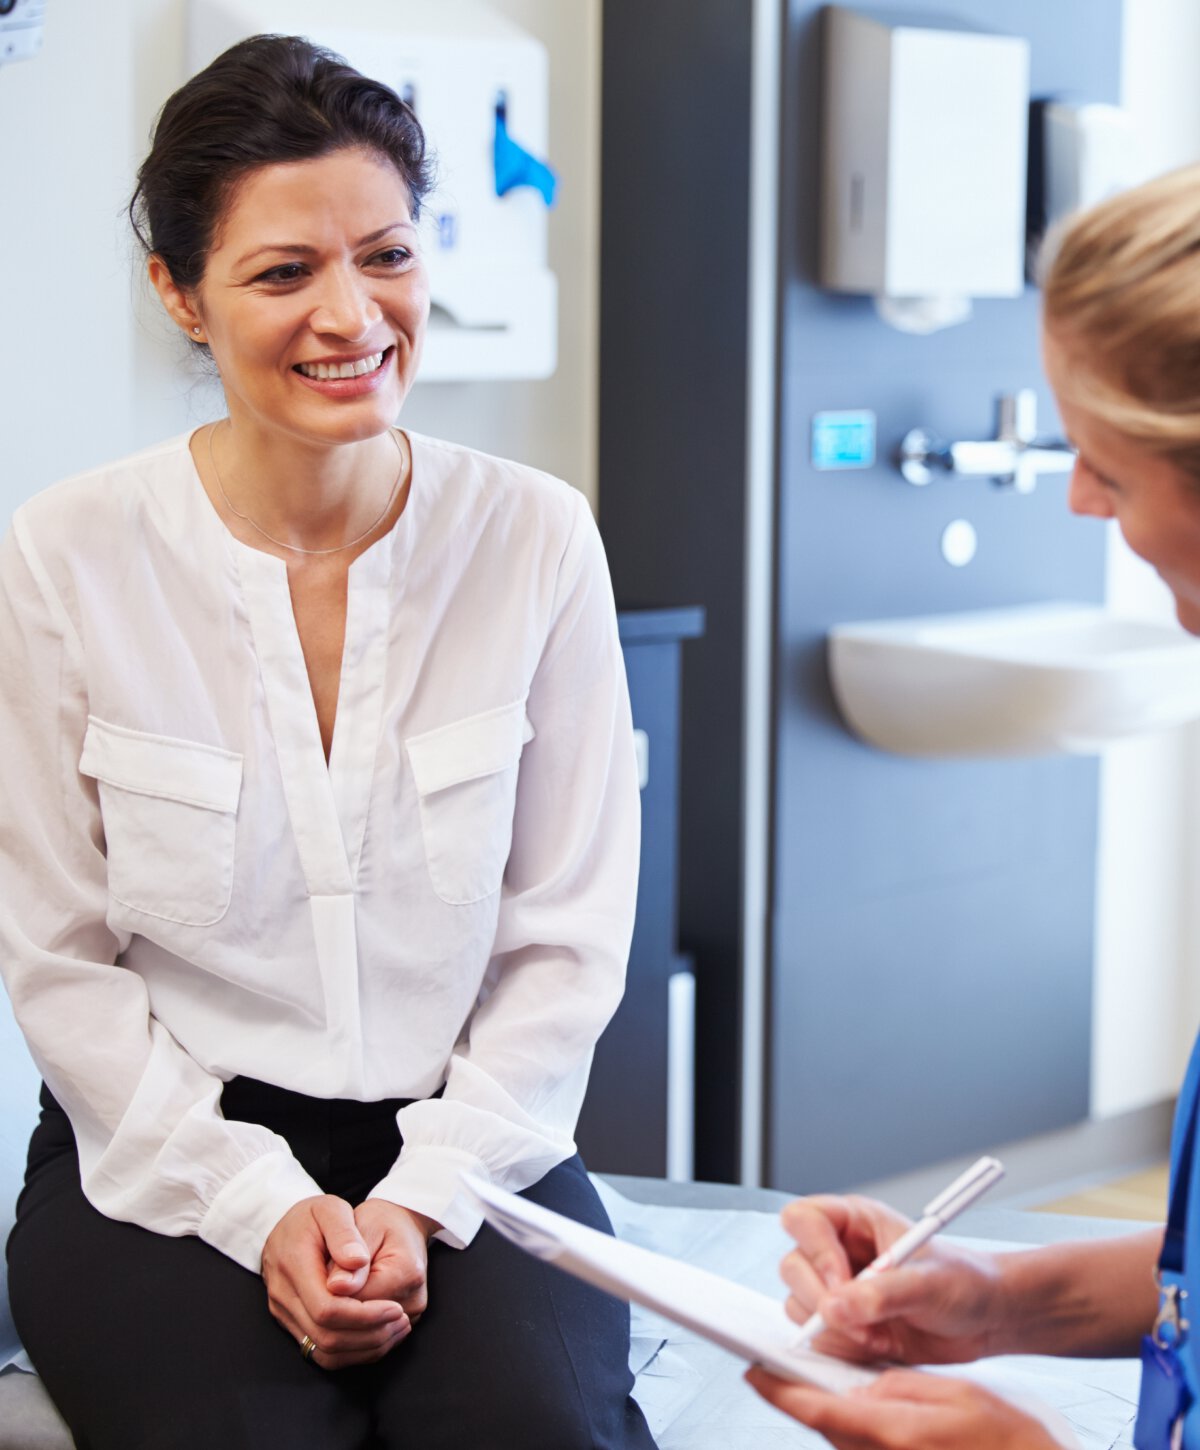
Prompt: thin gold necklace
<box><xmin>207</xmin><ymin>421</ymin><xmax>406</xmax><ymax>557</ymax></box>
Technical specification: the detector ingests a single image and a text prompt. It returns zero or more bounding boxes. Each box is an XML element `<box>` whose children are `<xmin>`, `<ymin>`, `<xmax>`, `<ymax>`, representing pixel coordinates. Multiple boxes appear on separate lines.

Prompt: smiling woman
<box><xmin>154</xmin><ymin>151</ymin><xmax>428</xmax><ymax>466</ymax></box>
<box><xmin>0</xmin><ymin>33</ymin><xmax>655</xmax><ymax>1450</ymax></box>
<box><xmin>159</xmin><ymin>147</ymin><xmax>430</xmax><ymax>566</ymax></box>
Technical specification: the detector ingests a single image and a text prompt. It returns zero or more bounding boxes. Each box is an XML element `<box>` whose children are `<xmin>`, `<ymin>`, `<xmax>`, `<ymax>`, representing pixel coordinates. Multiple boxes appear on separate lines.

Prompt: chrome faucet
<box><xmin>898</xmin><ymin>390</ymin><xmax>1076</xmax><ymax>493</ymax></box>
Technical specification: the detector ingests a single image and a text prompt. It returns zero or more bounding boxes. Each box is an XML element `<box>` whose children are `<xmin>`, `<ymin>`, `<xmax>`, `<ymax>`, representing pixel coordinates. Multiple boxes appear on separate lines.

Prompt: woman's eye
<box><xmin>258</xmin><ymin>263</ymin><xmax>306</xmax><ymax>284</ymax></box>
<box><xmin>371</xmin><ymin>247</ymin><xmax>414</xmax><ymax>268</ymax></box>
<box><xmin>1088</xmin><ymin>463</ymin><xmax>1121</xmax><ymax>494</ymax></box>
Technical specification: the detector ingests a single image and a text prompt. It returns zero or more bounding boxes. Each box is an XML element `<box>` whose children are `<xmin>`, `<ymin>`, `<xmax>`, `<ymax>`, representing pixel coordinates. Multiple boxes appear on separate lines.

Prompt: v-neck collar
<box><xmin>177</xmin><ymin>430</ymin><xmax>418</xmax><ymax>895</ymax></box>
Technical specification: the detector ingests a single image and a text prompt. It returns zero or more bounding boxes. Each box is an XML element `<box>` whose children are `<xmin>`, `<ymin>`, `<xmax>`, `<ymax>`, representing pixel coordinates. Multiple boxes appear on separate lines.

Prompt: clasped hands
<box><xmin>262</xmin><ymin>1195</ymin><xmax>440</xmax><ymax>1370</ymax></box>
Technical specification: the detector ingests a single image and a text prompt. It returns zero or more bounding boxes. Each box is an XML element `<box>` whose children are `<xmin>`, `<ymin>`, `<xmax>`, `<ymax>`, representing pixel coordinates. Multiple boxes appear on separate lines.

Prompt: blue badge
<box><xmin>1135</xmin><ymin>1335</ymin><xmax>1190</xmax><ymax>1448</ymax></box>
<box><xmin>1136</xmin><ymin>1277</ymin><xmax>1192</xmax><ymax>1448</ymax></box>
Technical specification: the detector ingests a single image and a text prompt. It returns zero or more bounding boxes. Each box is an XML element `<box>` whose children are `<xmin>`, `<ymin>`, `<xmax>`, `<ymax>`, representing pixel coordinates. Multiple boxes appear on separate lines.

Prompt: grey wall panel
<box><xmin>599</xmin><ymin>0</ymin><xmax>754</xmax><ymax>1180</ymax></box>
<box><xmin>768</xmin><ymin>0</ymin><xmax>1121</xmax><ymax>1191</ymax></box>
<box><xmin>599</xmin><ymin>0</ymin><xmax>1122</xmax><ymax>1190</ymax></box>
<box><xmin>774</xmin><ymin>823</ymin><xmax>1098</xmax><ymax>1186</ymax></box>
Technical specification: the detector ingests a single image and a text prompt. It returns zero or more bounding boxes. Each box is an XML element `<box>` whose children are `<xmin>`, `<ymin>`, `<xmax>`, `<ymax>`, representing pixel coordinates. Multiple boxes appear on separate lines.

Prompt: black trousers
<box><xmin>7</xmin><ymin>1081</ymin><xmax>657</xmax><ymax>1450</ymax></box>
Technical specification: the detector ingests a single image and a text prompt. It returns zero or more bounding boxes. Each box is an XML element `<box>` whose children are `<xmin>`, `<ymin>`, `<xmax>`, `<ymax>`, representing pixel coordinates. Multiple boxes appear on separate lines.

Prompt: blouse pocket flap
<box><xmin>406</xmin><ymin>699</ymin><xmax>534</xmax><ymax>797</ymax></box>
<box><xmin>79</xmin><ymin>716</ymin><xmax>243</xmax><ymax>815</ymax></box>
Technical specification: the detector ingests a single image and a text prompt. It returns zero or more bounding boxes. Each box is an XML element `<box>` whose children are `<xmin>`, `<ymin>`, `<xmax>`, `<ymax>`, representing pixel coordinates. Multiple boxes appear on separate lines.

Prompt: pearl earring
<box><xmin>192</xmin><ymin>326</ymin><xmax>202</xmax><ymax>336</ymax></box>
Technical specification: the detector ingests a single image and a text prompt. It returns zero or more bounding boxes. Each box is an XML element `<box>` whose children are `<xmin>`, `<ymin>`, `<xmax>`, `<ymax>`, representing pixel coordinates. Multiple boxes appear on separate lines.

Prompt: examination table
<box><xmin>0</xmin><ymin>1174</ymin><xmax>1141</xmax><ymax>1450</ymax></box>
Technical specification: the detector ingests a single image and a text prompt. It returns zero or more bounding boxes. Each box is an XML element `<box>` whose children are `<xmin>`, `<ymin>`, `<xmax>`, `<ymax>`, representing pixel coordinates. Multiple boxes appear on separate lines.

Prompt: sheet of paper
<box><xmin>462</xmin><ymin>1172</ymin><xmax>876</xmax><ymax>1392</ymax></box>
<box><xmin>594</xmin><ymin>1184</ymin><xmax>1137</xmax><ymax>1450</ymax></box>
<box><xmin>464</xmin><ymin>1174</ymin><xmax>1092</xmax><ymax>1449</ymax></box>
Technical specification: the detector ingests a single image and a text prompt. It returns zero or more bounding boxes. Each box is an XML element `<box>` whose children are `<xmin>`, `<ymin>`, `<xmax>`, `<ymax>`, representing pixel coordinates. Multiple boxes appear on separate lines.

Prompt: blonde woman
<box><xmin>749</xmin><ymin>162</ymin><xmax>1200</xmax><ymax>1449</ymax></box>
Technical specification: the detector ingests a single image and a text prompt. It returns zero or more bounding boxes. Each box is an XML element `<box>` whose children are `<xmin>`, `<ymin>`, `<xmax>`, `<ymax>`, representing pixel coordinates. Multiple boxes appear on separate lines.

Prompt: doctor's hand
<box><xmin>262</xmin><ymin>1195</ymin><xmax>412</xmax><ymax>1370</ymax></box>
<box><xmin>746</xmin><ymin>1366</ymin><xmax>1064</xmax><ymax>1450</ymax></box>
<box><xmin>343</xmin><ymin>1199</ymin><xmax>440</xmax><ymax>1326</ymax></box>
<box><xmin>779</xmin><ymin>1194</ymin><xmax>1003</xmax><ymax>1366</ymax></box>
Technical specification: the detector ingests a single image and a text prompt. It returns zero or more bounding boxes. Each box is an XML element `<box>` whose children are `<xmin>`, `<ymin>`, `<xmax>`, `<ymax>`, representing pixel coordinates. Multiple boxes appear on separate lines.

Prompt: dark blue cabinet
<box><xmin>574</xmin><ymin>607</ymin><xmax>704</xmax><ymax>1177</ymax></box>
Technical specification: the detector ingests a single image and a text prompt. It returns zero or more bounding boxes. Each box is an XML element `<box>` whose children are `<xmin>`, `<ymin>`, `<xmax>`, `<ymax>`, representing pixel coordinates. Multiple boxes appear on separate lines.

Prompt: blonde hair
<box><xmin>1040</xmin><ymin>160</ymin><xmax>1200</xmax><ymax>478</ymax></box>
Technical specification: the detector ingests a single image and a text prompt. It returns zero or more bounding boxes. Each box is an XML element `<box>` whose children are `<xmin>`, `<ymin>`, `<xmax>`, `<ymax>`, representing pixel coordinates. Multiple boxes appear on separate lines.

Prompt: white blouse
<box><xmin>0</xmin><ymin>431</ymin><xmax>639</xmax><ymax>1273</ymax></box>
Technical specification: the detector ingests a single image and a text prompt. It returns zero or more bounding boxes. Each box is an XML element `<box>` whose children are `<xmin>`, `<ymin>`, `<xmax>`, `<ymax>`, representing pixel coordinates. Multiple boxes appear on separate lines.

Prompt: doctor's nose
<box><xmin>1067</xmin><ymin>458</ymin><xmax>1114</xmax><ymax>520</ymax></box>
<box><xmin>310</xmin><ymin>270</ymin><xmax>382</xmax><ymax>340</ymax></box>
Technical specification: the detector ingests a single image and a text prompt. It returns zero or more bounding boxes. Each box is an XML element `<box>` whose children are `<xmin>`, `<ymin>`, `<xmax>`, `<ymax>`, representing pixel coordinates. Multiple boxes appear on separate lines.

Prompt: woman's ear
<box><xmin>147</xmin><ymin>254</ymin><xmax>206</xmax><ymax>343</ymax></box>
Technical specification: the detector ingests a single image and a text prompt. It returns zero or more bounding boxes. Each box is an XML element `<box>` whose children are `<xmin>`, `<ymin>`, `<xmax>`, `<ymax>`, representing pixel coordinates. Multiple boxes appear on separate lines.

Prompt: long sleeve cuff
<box><xmin>197</xmin><ymin>1150</ymin><xmax>324</xmax><ymax>1273</ymax></box>
<box><xmin>367</xmin><ymin>1146</ymin><xmax>492</xmax><ymax>1250</ymax></box>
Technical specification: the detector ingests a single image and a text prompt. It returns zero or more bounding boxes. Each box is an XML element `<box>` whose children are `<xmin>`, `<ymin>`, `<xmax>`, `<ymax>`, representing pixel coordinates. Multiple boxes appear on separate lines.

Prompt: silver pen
<box><xmin>790</xmin><ymin>1155</ymin><xmax>1006</xmax><ymax>1351</ymax></box>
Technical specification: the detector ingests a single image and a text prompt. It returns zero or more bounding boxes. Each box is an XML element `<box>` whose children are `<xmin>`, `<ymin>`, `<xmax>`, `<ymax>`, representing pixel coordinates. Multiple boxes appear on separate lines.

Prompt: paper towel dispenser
<box><xmin>0</xmin><ymin>0</ymin><xmax>45</xmax><ymax>65</ymax></box>
<box><xmin>819</xmin><ymin>6</ymin><xmax>1030</xmax><ymax>304</ymax></box>
<box><xmin>188</xmin><ymin>0</ymin><xmax>558</xmax><ymax>382</ymax></box>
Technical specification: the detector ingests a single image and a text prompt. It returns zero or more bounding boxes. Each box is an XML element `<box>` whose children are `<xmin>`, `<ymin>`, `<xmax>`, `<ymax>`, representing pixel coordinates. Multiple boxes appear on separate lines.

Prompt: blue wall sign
<box><xmin>811</xmin><ymin>410</ymin><xmax>876</xmax><ymax>470</ymax></box>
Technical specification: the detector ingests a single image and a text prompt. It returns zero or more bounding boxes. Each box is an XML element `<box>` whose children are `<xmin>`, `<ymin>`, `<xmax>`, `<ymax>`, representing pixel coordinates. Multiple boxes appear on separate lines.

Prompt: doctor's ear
<box><xmin>147</xmin><ymin>254</ymin><xmax>206</xmax><ymax>344</ymax></box>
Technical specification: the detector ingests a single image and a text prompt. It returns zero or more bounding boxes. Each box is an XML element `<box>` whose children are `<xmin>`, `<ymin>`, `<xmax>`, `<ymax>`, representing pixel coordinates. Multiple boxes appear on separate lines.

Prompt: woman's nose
<box><xmin>1067</xmin><ymin>459</ymin><xmax>1114</xmax><ymax>519</ymax></box>
<box><xmin>310</xmin><ymin>269</ymin><xmax>381</xmax><ymax>340</ymax></box>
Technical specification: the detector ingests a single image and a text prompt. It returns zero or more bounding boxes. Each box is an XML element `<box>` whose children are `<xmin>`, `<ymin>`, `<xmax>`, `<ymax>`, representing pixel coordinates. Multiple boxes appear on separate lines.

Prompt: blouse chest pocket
<box><xmin>406</xmin><ymin>699</ymin><xmax>535</xmax><ymax>907</ymax></box>
<box><xmin>79</xmin><ymin>717</ymin><xmax>243</xmax><ymax>927</ymax></box>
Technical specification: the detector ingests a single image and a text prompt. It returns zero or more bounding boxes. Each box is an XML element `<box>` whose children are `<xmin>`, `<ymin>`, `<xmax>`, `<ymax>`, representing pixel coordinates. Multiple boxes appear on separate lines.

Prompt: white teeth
<box><xmin>297</xmin><ymin>350</ymin><xmax>384</xmax><ymax>380</ymax></box>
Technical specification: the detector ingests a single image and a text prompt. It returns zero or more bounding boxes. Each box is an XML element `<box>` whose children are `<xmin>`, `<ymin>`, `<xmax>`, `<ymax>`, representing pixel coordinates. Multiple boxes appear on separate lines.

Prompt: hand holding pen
<box><xmin>780</xmin><ymin>1156</ymin><xmax>1007</xmax><ymax>1367</ymax></box>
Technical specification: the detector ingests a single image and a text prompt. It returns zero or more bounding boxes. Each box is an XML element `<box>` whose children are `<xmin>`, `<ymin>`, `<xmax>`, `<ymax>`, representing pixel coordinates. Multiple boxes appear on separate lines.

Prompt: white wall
<box><xmin>0</xmin><ymin>0</ymin><xmax>138</xmax><ymax>502</ymax></box>
<box><xmin>1090</xmin><ymin>0</ymin><xmax>1200</xmax><ymax>1116</ymax></box>
<box><xmin>0</xmin><ymin>0</ymin><xmax>147</xmax><ymax>1178</ymax></box>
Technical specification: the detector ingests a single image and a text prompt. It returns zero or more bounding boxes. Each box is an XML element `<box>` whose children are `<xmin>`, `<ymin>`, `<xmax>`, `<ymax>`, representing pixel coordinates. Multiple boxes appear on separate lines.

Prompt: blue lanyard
<box><xmin>1163</xmin><ymin>1073</ymin><xmax>1200</xmax><ymax>1276</ymax></box>
<box><xmin>1135</xmin><ymin>1052</ymin><xmax>1198</xmax><ymax>1449</ymax></box>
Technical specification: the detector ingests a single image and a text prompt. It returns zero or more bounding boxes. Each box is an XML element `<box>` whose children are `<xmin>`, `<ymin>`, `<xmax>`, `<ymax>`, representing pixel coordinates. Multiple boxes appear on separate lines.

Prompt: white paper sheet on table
<box><xmin>591</xmin><ymin>1181</ymin><xmax>1140</xmax><ymax>1450</ymax></box>
<box><xmin>463</xmin><ymin>1174</ymin><xmax>1117</xmax><ymax>1448</ymax></box>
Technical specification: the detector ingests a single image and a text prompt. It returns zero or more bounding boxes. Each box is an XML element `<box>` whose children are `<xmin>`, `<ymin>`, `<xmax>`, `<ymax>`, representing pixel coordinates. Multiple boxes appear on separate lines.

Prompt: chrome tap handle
<box><xmin>1012</xmin><ymin>445</ymin><xmax>1076</xmax><ymax>494</ymax></box>
<box><xmin>898</xmin><ymin>428</ymin><xmax>949</xmax><ymax>485</ymax></box>
<box><xmin>948</xmin><ymin>439</ymin><xmax>1022</xmax><ymax>477</ymax></box>
<box><xmin>998</xmin><ymin>389</ymin><xmax>1038</xmax><ymax>446</ymax></box>
<box><xmin>898</xmin><ymin>392</ymin><xmax>1076</xmax><ymax>491</ymax></box>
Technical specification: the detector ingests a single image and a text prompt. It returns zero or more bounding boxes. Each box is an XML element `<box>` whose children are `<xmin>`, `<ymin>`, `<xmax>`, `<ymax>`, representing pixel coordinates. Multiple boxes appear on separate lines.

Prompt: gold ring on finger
<box><xmin>300</xmin><ymin>1334</ymin><xmax>318</xmax><ymax>1362</ymax></box>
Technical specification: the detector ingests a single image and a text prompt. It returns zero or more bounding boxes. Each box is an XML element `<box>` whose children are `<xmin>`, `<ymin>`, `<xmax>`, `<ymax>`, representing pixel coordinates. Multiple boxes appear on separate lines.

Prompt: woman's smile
<box><xmin>294</xmin><ymin>347</ymin><xmax>389</xmax><ymax>381</ymax></box>
<box><xmin>292</xmin><ymin>345</ymin><xmax>396</xmax><ymax>394</ymax></box>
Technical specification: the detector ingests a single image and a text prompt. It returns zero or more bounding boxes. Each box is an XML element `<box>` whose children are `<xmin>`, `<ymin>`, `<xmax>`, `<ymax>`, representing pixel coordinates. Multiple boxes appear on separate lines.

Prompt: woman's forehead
<box><xmin>212</xmin><ymin>149</ymin><xmax>415</xmax><ymax>250</ymax></box>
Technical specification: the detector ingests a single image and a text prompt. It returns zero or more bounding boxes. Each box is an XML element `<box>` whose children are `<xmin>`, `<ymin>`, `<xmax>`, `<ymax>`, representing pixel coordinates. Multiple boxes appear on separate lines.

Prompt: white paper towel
<box><xmin>874</xmin><ymin>294</ymin><xmax>973</xmax><ymax>333</ymax></box>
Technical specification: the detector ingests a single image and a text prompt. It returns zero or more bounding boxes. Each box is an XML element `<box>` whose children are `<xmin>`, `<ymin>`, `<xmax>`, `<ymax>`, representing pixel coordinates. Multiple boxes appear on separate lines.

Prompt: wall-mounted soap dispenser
<box><xmin>1040</xmin><ymin>101</ymin><xmax>1136</xmax><ymax>231</ymax></box>
<box><xmin>188</xmin><ymin>0</ymin><xmax>558</xmax><ymax>382</ymax></box>
<box><xmin>820</xmin><ymin>6</ymin><xmax>1030</xmax><ymax>321</ymax></box>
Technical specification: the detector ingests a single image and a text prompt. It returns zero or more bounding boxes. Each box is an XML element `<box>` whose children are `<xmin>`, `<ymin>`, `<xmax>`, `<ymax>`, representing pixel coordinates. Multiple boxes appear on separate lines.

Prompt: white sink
<box><xmin>829</xmin><ymin>602</ymin><xmax>1200</xmax><ymax>757</ymax></box>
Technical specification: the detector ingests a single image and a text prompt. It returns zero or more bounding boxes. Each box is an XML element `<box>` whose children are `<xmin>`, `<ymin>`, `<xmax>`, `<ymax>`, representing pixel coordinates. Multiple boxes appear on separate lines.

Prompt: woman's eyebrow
<box><xmin>234</xmin><ymin>222</ymin><xmax>415</xmax><ymax>268</ymax></box>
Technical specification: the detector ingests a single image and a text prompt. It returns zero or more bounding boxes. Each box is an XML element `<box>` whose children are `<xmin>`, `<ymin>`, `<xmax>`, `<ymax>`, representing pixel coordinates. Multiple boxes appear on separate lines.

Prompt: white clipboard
<box><xmin>462</xmin><ymin>1174</ymin><xmax>1085</xmax><ymax>1447</ymax></box>
<box><xmin>460</xmin><ymin>1172</ymin><xmax>878</xmax><ymax>1393</ymax></box>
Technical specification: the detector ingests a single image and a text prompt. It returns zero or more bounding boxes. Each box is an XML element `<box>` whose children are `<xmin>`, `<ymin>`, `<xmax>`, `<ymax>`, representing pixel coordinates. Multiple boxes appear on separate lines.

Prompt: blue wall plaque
<box><xmin>811</xmin><ymin>410</ymin><xmax>876</xmax><ymax>470</ymax></box>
